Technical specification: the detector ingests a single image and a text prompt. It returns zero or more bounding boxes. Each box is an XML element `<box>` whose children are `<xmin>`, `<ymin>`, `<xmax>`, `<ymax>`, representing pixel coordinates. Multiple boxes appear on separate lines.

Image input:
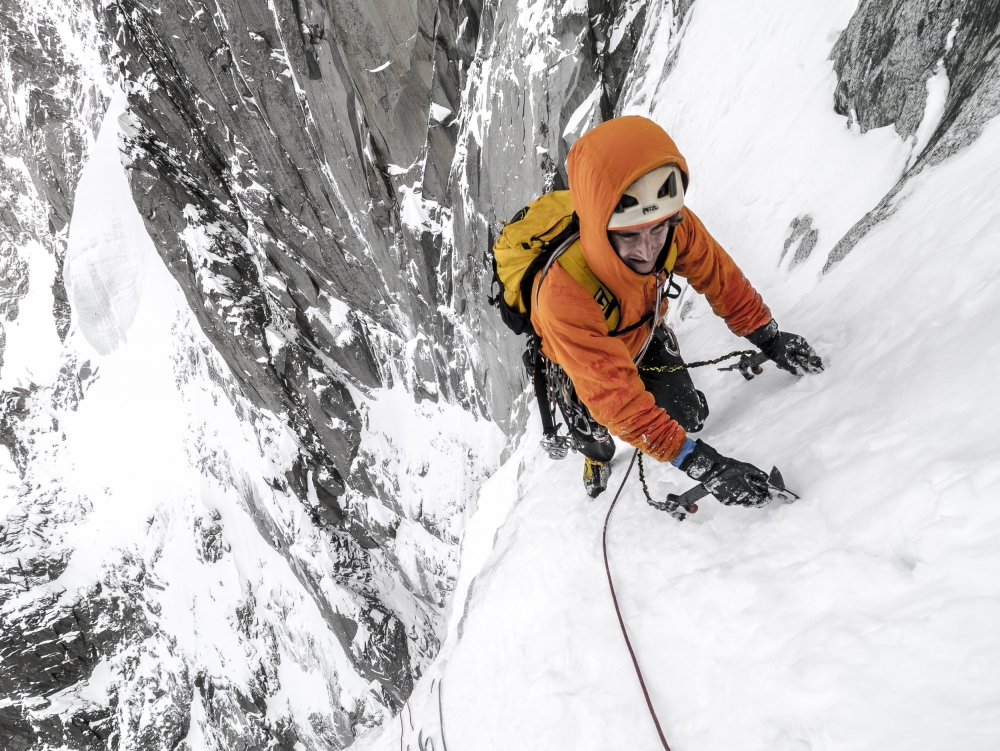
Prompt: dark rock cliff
<box><xmin>826</xmin><ymin>0</ymin><xmax>1000</xmax><ymax>269</ymax></box>
<box><xmin>100</xmin><ymin>0</ymin><xmax>492</xmax><ymax>727</ymax></box>
<box><xmin>0</xmin><ymin>0</ymin><xmax>109</xmax><ymax>360</ymax></box>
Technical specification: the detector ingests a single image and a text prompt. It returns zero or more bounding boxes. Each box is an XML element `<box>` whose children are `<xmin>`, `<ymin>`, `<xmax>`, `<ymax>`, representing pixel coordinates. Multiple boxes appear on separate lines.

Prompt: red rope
<box><xmin>603</xmin><ymin>448</ymin><xmax>673</xmax><ymax>751</ymax></box>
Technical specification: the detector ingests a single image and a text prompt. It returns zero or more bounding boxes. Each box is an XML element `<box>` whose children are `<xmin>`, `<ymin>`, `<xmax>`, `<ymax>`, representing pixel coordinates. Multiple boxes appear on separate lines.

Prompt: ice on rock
<box><xmin>907</xmin><ymin>61</ymin><xmax>951</xmax><ymax>170</ymax></box>
<box><xmin>64</xmin><ymin>92</ymin><xmax>147</xmax><ymax>356</ymax></box>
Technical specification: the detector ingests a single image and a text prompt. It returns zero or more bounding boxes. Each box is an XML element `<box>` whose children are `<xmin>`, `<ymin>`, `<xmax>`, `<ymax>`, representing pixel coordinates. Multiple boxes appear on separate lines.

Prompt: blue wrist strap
<box><xmin>671</xmin><ymin>437</ymin><xmax>697</xmax><ymax>468</ymax></box>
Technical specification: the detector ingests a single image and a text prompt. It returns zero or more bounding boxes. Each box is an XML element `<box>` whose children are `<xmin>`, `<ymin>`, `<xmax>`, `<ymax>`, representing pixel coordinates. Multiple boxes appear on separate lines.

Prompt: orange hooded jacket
<box><xmin>530</xmin><ymin>116</ymin><xmax>772</xmax><ymax>462</ymax></box>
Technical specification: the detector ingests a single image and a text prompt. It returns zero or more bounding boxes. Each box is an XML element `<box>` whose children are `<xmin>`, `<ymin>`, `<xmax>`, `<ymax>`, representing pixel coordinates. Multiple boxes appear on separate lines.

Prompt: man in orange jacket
<box><xmin>531</xmin><ymin>116</ymin><xmax>823</xmax><ymax>500</ymax></box>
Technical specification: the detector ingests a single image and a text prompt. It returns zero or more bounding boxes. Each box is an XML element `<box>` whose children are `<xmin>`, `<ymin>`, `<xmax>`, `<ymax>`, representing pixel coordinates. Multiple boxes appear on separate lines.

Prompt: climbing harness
<box><xmin>603</xmin><ymin>449</ymin><xmax>673</xmax><ymax>751</ymax></box>
<box><xmin>537</xmin><ymin>356</ymin><xmax>616</xmax><ymax>462</ymax></box>
<box><xmin>546</xmin><ymin>361</ymin><xmax>594</xmax><ymax>439</ymax></box>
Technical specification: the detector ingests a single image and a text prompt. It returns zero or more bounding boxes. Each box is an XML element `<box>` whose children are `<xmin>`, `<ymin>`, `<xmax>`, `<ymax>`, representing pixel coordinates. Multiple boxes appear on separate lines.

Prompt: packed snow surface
<box><xmin>360</xmin><ymin>0</ymin><xmax>1000</xmax><ymax>749</ymax></box>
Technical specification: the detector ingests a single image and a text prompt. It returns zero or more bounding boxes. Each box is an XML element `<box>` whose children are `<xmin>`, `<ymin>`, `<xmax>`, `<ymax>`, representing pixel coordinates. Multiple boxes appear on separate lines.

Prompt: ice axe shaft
<box><xmin>663</xmin><ymin>466</ymin><xmax>798</xmax><ymax>521</ymax></box>
<box><xmin>665</xmin><ymin>482</ymin><xmax>709</xmax><ymax>511</ymax></box>
<box><xmin>718</xmin><ymin>350</ymin><xmax>770</xmax><ymax>380</ymax></box>
<box><xmin>647</xmin><ymin>482</ymin><xmax>705</xmax><ymax>521</ymax></box>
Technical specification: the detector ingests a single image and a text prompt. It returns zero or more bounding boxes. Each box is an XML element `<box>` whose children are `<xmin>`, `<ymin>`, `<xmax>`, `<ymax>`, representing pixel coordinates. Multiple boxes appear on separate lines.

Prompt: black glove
<box><xmin>747</xmin><ymin>319</ymin><xmax>824</xmax><ymax>376</ymax></box>
<box><xmin>678</xmin><ymin>439</ymin><xmax>771</xmax><ymax>507</ymax></box>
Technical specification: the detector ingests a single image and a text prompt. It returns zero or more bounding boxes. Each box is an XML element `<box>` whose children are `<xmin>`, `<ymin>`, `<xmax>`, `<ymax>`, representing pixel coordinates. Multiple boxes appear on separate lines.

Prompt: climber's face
<box><xmin>608</xmin><ymin>218</ymin><xmax>672</xmax><ymax>275</ymax></box>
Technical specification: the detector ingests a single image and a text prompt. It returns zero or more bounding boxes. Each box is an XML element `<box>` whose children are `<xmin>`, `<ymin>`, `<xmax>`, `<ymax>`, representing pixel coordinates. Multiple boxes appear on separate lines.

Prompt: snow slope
<box><xmin>359</xmin><ymin>1</ymin><xmax>1000</xmax><ymax>749</ymax></box>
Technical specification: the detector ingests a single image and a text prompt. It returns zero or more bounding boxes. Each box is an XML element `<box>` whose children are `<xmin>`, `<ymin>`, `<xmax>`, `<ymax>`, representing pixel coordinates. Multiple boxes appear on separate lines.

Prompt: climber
<box><xmin>530</xmin><ymin>116</ymin><xmax>823</xmax><ymax>500</ymax></box>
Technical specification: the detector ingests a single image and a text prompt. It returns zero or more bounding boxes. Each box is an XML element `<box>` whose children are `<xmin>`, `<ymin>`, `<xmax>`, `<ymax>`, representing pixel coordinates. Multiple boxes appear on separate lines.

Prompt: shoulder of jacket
<box><xmin>547</xmin><ymin>240</ymin><xmax>622</xmax><ymax>331</ymax></box>
<box><xmin>534</xmin><ymin>253</ymin><xmax>592</xmax><ymax>310</ymax></box>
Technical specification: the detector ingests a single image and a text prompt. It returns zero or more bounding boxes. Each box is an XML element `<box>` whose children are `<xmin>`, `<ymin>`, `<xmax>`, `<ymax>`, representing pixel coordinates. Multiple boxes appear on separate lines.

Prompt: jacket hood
<box><xmin>567</xmin><ymin>116</ymin><xmax>689</xmax><ymax>301</ymax></box>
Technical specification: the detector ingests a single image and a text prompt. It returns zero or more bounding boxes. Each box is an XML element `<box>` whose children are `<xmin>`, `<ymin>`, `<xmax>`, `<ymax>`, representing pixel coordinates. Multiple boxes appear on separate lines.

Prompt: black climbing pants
<box><xmin>567</xmin><ymin>328</ymin><xmax>709</xmax><ymax>463</ymax></box>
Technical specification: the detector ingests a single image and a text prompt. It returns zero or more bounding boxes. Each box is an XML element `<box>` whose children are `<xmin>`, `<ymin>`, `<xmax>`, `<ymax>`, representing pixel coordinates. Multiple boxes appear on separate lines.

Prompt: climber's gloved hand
<box><xmin>677</xmin><ymin>439</ymin><xmax>771</xmax><ymax>507</ymax></box>
<box><xmin>747</xmin><ymin>319</ymin><xmax>824</xmax><ymax>376</ymax></box>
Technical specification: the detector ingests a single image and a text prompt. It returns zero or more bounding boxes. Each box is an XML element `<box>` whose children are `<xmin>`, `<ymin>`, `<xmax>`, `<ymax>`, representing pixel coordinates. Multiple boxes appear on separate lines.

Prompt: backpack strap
<box><xmin>530</xmin><ymin>230</ymin><xmax>582</xmax><ymax>319</ymax></box>
<box><xmin>554</xmin><ymin>241</ymin><xmax>621</xmax><ymax>330</ymax></box>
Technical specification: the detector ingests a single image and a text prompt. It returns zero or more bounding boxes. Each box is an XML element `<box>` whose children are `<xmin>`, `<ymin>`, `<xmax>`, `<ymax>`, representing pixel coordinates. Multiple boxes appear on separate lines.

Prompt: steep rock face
<box><xmin>99</xmin><ymin>0</ymin><xmax>493</xmax><ymax>721</ymax></box>
<box><xmin>1</xmin><ymin>78</ymin><xmax>506</xmax><ymax>749</ymax></box>
<box><xmin>826</xmin><ymin>0</ymin><xmax>1000</xmax><ymax>268</ymax></box>
<box><xmin>0</xmin><ymin>0</ymin><xmax>110</xmax><ymax>362</ymax></box>
<box><xmin>0</xmin><ymin>0</ymin><xmax>108</xmax><ymax>233</ymax></box>
<box><xmin>0</xmin><ymin>0</ymin><xmax>686</xmax><ymax>745</ymax></box>
<box><xmin>104</xmin><ymin>0</ymin><xmax>484</xmax><ymax>461</ymax></box>
<box><xmin>95</xmin><ymin>0</ymin><xmax>671</xmax><ymax>728</ymax></box>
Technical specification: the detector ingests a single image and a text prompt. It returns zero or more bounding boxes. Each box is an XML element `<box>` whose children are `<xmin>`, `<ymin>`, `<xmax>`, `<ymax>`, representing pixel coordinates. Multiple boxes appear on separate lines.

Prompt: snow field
<box><xmin>361</xmin><ymin>0</ymin><xmax>1000</xmax><ymax>749</ymax></box>
<box><xmin>411</xmin><ymin>126</ymin><xmax>1000</xmax><ymax>750</ymax></box>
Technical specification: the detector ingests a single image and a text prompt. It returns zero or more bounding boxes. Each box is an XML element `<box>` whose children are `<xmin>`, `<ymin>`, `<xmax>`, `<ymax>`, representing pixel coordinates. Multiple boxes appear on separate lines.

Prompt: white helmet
<box><xmin>607</xmin><ymin>164</ymin><xmax>685</xmax><ymax>231</ymax></box>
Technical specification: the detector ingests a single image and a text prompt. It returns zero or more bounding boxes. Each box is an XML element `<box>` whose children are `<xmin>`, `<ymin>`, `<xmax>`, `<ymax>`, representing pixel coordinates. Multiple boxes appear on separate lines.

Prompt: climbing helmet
<box><xmin>607</xmin><ymin>163</ymin><xmax>685</xmax><ymax>231</ymax></box>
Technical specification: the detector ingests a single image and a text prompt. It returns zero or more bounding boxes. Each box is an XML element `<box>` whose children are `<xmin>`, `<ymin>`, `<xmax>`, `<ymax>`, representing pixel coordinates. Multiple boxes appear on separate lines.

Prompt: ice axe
<box><xmin>717</xmin><ymin>350</ymin><xmax>770</xmax><ymax>380</ymax></box>
<box><xmin>650</xmin><ymin>466</ymin><xmax>799</xmax><ymax>521</ymax></box>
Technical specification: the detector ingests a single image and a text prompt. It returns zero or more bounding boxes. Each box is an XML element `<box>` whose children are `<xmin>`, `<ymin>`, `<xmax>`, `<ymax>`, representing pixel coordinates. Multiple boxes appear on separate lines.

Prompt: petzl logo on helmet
<box><xmin>607</xmin><ymin>163</ymin><xmax>685</xmax><ymax>231</ymax></box>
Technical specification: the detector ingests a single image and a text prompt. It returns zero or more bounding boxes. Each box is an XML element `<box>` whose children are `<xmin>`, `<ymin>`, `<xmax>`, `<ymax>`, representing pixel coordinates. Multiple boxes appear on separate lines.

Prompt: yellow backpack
<box><xmin>488</xmin><ymin>190</ymin><xmax>680</xmax><ymax>443</ymax></box>
<box><xmin>488</xmin><ymin>190</ymin><xmax>677</xmax><ymax>336</ymax></box>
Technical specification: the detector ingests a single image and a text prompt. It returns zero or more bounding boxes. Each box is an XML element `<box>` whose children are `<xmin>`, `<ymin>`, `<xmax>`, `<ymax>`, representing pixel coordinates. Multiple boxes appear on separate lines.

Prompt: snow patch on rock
<box><xmin>64</xmin><ymin>92</ymin><xmax>146</xmax><ymax>356</ymax></box>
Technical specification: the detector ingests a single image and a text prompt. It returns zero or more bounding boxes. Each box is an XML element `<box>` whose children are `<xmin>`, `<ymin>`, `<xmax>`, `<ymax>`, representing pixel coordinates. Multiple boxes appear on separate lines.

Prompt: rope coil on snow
<box><xmin>436</xmin><ymin>678</ymin><xmax>449</xmax><ymax>751</ymax></box>
<box><xmin>603</xmin><ymin>448</ymin><xmax>673</xmax><ymax>751</ymax></box>
<box><xmin>394</xmin><ymin>452</ymin><xmax>672</xmax><ymax>751</ymax></box>
<box><xmin>399</xmin><ymin>677</ymin><xmax>449</xmax><ymax>751</ymax></box>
